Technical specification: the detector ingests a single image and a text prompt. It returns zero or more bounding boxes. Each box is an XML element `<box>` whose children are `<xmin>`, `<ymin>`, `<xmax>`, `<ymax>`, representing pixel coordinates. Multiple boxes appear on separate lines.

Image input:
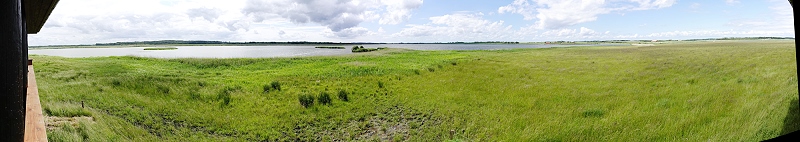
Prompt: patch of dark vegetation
<box><xmin>413</xmin><ymin>69</ymin><xmax>421</xmax><ymax>75</ymax></box>
<box><xmin>111</xmin><ymin>79</ymin><xmax>121</xmax><ymax>86</ymax></box>
<box><xmin>582</xmin><ymin>109</ymin><xmax>605</xmax><ymax>118</ymax></box>
<box><xmin>157</xmin><ymin>85</ymin><xmax>171</xmax><ymax>95</ymax></box>
<box><xmin>263</xmin><ymin>81</ymin><xmax>281</xmax><ymax>93</ymax></box>
<box><xmin>318</xmin><ymin>92</ymin><xmax>332</xmax><ymax>105</ymax></box>
<box><xmin>426</xmin><ymin>67</ymin><xmax>435</xmax><ymax>72</ymax></box>
<box><xmin>338</xmin><ymin>90</ymin><xmax>349</xmax><ymax>102</ymax></box>
<box><xmin>271</xmin><ymin>81</ymin><xmax>281</xmax><ymax>91</ymax></box>
<box><xmin>218</xmin><ymin>86</ymin><xmax>240</xmax><ymax>108</ymax></box>
<box><xmin>299</xmin><ymin>94</ymin><xmax>315</xmax><ymax>108</ymax></box>
<box><xmin>189</xmin><ymin>92</ymin><xmax>201</xmax><ymax>100</ymax></box>
<box><xmin>378</xmin><ymin>81</ymin><xmax>385</xmax><ymax>88</ymax></box>
<box><xmin>316</xmin><ymin>46</ymin><xmax>346</xmax><ymax>49</ymax></box>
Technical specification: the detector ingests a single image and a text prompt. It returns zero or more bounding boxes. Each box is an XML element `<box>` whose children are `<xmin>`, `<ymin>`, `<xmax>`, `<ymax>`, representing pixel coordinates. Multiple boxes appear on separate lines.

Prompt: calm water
<box><xmin>29</xmin><ymin>44</ymin><xmax>621</xmax><ymax>58</ymax></box>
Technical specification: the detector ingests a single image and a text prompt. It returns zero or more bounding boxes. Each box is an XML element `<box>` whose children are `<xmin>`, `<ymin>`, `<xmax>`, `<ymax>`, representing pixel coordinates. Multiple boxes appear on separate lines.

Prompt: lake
<box><xmin>29</xmin><ymin>44</ymin><xmax>622</xmax><ymax>58</ymax></box>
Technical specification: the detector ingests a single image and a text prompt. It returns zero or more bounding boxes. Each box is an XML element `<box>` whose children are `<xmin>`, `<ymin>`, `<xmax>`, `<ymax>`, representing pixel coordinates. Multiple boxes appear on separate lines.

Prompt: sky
<box><xmin>28</xmin><ymin>0</ymin><xmax>795</xmax><ymax>46</ymax></box>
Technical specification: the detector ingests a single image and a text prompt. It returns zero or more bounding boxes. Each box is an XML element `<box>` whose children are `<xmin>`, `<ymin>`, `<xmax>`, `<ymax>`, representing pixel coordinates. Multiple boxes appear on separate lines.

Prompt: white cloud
<box><xmin>242</xmin><ymin>0</ymin><xmax>423</xmax><ymax>38</ymax></box>
<box><xmin>725</xmin><ymin>1</ymin><xmax>794</xmax><ymax>33</ymax></box>
<box><xmin>29</xmin><ymin>0</ymin><xmax>253</xmax><ymax>45</ymax></box>
<box><xmin>393</xmin><ymin>12</ymin><xmax>519</xmax><ymax>41</ymax></box>
<box><xmin>379</xmin><ymin>0</ymin><xmax>424</xmax><ymax>24</ymax></box>
<box><xmin>187</xmin><ymin>8</ymin><xmax>223</xmax><ymax>22</ymax></box>
<box><xmin>725</xmin><ymin>0</ymin><xmax>740</xmax><ymax>5</ymax></box>
<box><xmin>498</xmin><ymin>0</ymin><xmax>676</xmax><ymax>29</ymax></box>
<box><xmin>324</xmin><ymin>27</ymin><xmax>374</xmax><ymax>39</ymax></box>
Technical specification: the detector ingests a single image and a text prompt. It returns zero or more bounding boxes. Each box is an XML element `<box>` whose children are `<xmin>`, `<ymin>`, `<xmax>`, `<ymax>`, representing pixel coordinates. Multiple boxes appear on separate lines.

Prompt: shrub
<box><xmin>427</xmin><ymin>67</ymin><xmax>435</xmax><ymax>72</ymax></box>
<box><xmin>262</xmin><ymin>84</ymin><xmax>272</xmax><ymax>93</ymax></box>
<box><xmin>413</xmin><ymin>70</ymin><xmax>421</xmax><ymax>75</ymax></box>
<box><xmin>264</xmin><ymin>81</ymin><xmax>281</xmax><ymax>93</ymax></box>
<box><xmin>338</xmin><ymin>90</ymin><xmax>349</xmax><ymax>102</ymax></box>
<box><xmin>378</xmin><ymin>81</ymin><xmax>384</xmax><ymax>88</ymax></box>
<box><xmin>318</xmin><ymin>92</ymin><xmax>332</xmax><ymax>105</ymax></box>
<box><xmin>271</xmin><ymin>81</ymin><xmax>281</xmax><ymax>91</ymax></box>
<box><xmin>298</xmin><ymin>94</ymin><xmax>315</xmax><ymax>108</ymax></box>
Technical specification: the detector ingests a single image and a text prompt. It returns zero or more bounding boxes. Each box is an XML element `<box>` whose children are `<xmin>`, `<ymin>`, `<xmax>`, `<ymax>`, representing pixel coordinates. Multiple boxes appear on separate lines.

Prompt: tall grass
<box><xmin>31</xmin><ymin>40</ymin><xmax>798</xmax><ymax>141</ymax></box>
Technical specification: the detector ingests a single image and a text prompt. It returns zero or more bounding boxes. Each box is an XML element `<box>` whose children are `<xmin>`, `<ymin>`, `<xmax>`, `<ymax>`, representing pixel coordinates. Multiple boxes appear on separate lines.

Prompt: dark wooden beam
<box><xmin>23</xmin><ymin>0</ymin><xmax>59</xmax><ymax>34</ymax></box>
<box><xmin>0</xmin><ymin>0</ymin><xmax>28</xmax><ymax>141</ymax></box>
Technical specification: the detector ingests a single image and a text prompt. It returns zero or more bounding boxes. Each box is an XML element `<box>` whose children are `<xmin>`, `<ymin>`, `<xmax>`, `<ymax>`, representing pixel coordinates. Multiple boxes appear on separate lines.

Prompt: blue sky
<box><xmin>29</xmin><ymin>0</ymin><xmax>794</xmax><ymax>46</ymax></box>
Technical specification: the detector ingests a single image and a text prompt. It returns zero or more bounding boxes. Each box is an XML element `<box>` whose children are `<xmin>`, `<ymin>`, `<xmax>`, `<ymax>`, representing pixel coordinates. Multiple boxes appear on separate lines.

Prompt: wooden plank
<box><xmin>24</xmin><ymin>65</ymin><xmax>48</xmax><ymax>142</ymax></box>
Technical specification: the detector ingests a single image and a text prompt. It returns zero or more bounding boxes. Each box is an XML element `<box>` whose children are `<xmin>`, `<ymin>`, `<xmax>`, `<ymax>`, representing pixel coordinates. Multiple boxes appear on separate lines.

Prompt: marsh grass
<box><xmin>32</xmin><ymin>40</ymin><xmax>798</xmax><ymax>141</ymax></box>
<box><xmin>44</xmin><ymin>102</ymin><xmax>92</xmax><ymax>117</ymax></box>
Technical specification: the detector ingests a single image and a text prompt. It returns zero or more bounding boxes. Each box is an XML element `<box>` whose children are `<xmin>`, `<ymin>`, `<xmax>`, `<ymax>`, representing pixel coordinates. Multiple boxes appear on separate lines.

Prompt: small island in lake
<box><xmin>315</xmin><ymin>46</ymin><xmax>346</xmax><ymax>49</ymax></box>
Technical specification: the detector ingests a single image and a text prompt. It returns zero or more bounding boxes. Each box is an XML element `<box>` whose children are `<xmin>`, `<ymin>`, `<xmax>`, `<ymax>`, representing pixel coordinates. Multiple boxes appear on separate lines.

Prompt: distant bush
<box><xmin>351</xmin><ymin>46</ymin><xmax>385</xmax><ymax>53</ymax></box>
<box><xmin>337</xmin><ymin>90</ymin><xmax>349</xmax><ymax>102</ymax></box>
<box><xmin>298</xmin><ymin>94</ymin><xmax>315</xmax><ymax>108</ymax></box>
<box><xmin>318</xmin><ymin>92</ymin><xmax>332</xmax><ymax>105</ymax></box>
<box><xmin>413</xmin><ymin>70</ymin><xmax>421</xmax><ymax>75</ymax></box>
<box><xmin>451</xmin><ymin>61</ymin><xmax>458</xmax><ymax>66</ymax></box>
<box><xmin>427</xmin><ymin>67</ymin><xmax>435</xmax><ymax>72</ymax></box>
<box><xmin>378</xmin><ymin>81</ymin><xmax>384</xmax><ymax>88</ymax></box>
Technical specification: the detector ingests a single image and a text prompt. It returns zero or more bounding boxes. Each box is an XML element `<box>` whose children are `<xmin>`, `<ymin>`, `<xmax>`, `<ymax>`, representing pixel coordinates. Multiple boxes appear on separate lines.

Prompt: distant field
<box><xmin>32</xmin><ymin>40</ymin><xmax>798</xmax><ymax>141</ymax></box>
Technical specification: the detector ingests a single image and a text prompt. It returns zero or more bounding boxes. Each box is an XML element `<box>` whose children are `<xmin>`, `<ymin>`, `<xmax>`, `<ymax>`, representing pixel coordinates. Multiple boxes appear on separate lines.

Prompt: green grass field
<box><xmin>32</xmin><ymin>40</ymin><xmax>798</xmax><ymax>141</ymax></box>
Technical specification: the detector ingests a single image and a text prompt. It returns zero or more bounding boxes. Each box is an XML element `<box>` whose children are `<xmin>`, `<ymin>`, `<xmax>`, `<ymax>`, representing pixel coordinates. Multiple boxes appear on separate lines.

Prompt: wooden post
<box><xmin>0</xmin><ymin>0</ymin><xmax>28</xmax><ymax>141</ymax></box>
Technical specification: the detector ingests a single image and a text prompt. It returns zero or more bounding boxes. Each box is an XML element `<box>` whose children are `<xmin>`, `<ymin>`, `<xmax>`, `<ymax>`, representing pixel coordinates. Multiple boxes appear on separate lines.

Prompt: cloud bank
<box><xmin>498</xmin><ymin>0</ymin><xmax>676</xmax><ymax>29</ymax></box>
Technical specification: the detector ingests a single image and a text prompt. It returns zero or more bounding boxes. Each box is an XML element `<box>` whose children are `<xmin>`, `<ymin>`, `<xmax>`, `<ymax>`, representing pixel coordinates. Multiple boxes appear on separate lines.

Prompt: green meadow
<box><xmin>32</xmin><ymin>40</ymin><xmax>798</xmax><ymax>141</ymax></box>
